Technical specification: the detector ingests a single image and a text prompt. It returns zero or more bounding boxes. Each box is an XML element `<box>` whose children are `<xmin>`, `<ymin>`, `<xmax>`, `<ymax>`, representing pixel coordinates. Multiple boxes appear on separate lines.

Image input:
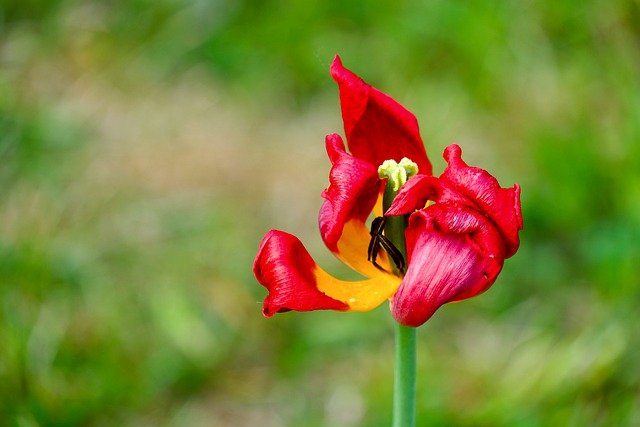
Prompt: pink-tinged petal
<box><xmin>385</xmin><ymin>174</ymin><xmax>471</xmax><ymax>216</ymax></box>
<box><xmin>320</xmin><ymin>134</ymin><xmax>381</xmax><ymax>249</ymax></box>
<box><xmin>441</xmin><ymin>144</ymin><xmax>523</xmax><ymax>258</ymax></box>
<box><xmin>254</xmin><ymin>230</ymin><xmax>348</xmax><ymax>316</ymax></box>
<box><xmin>253</xmin><ymin>230</ymin><xmax>400</xmax><ymax>316</ymax></box>
<box><xmin>390</xmin><ymin>204</ymin><xmax>505</xmax><ymax>327</ymax></box>
<box><xmin>330</xmin><ymin>55</ymin><xmax>432</xmax><ymax>175</ymax></box>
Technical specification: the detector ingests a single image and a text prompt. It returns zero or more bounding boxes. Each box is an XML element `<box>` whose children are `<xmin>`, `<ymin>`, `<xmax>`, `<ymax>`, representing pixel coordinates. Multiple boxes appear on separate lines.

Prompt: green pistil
<box><xmin>378</xmin><ymin>158</ymin><xmax>419</xmax><ymax>192</ymax></box>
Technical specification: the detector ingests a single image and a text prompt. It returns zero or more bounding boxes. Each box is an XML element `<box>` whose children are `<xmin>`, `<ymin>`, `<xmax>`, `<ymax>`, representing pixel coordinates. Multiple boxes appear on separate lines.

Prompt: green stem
<box><xmin>381</xmin><ymin>179</ymin><xmax>417</xmax><ymax>427</ymax></box>
<box><xmin>393</xmin><ymin>323</ymin><xmax>417</xmax><ymax>427</ymax></box>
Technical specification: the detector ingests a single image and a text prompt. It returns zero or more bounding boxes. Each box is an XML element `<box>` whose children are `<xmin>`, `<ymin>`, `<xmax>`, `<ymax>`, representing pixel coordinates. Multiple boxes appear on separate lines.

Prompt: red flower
<box><xmin>253</xmin><ymin>56</ymin><xmax>522</xmax><ymax>327</ymax></box>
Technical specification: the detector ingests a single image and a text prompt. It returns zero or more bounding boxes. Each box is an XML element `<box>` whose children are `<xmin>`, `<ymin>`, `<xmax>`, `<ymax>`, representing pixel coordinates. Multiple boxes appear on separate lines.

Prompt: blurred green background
<box><xmin>1</xmin><ymin>0</ymin><xmax>639</xmax><ymax>425</ymax></box>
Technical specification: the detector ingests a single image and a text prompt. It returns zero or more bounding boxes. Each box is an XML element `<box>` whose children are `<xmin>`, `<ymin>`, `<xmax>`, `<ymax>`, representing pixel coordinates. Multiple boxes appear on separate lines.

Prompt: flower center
<box><xmin>368</xmin><ymin>158</ymin><xmax>419</xmax><ymax>276</ymax></box>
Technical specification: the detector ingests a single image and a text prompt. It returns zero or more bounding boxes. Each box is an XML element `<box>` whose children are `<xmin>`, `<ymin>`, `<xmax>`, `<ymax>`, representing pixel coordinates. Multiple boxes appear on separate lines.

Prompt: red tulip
<box><xmin>253</xmin><ymin>56</ymin><xmax>522</xmax><ymax>327</ymax></box>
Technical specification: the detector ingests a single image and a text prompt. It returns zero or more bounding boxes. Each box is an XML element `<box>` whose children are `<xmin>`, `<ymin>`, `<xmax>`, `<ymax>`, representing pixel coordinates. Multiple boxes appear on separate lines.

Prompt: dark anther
<box><xmin>367</xmin><ymin>216</ymin><xmax>406</xmax><ymax>274</ymax></box>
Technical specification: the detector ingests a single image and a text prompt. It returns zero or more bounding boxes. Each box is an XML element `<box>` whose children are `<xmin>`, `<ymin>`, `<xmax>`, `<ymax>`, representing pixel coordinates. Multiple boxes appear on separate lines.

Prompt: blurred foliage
<box><xmin>1</xmin><ymin>0</ymin><xmax>640</xmax><ymax>425</ymax></box>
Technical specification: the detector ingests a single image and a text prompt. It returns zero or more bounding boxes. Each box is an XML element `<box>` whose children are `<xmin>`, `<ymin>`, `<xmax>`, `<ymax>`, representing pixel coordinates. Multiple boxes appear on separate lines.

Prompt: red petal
<box><xmin>253</xmin><ymin>230</ymin><xmax>349</xmax><ymax>316</ymax></box>
<box><xmin>441</xmin><ymin>144</ymin><xmax>523</xmax><ymax>258</ymax></box>
<box><xmin>320</xmin><ymin>134</ymin><xmax>397</xmax><ymax>277</ymax></box>
<box><xmin>319</xmin><ymin>134</ymin><xmax>381</xmax><ymax>252</ymax></box>
<box><xmin>385</xmin><ymin>174</ymin><xmax>471</xmax><ymax>216</ymax></box>
<box><xmin>253</xmin><ymin>230</ymin><xmax>400</xmax><ymax>316</ymax></box>
<box><xmin>390</xmin><ymin>204</ymin><xmax>505</xmax><ymax>327</ymax></box>
<box><xmin>330</xmin><ymin>55</ymin><xmax>432</xmax><ymax>175</ymax></box>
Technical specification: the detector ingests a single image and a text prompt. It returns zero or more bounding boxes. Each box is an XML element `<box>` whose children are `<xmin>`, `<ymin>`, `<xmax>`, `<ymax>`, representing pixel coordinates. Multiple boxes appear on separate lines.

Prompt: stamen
<box><xmin>368</xmin><ymin>216</ymin><xmax>406</xmax><ymax>274</ymax></box>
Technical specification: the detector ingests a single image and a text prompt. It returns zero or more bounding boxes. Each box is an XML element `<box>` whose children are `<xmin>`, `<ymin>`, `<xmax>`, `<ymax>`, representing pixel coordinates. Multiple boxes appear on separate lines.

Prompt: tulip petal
<box><xmin>317</xmin><ymin>265</ymin><xmax>401</xmax><ymax>313</ymax></box>
<box><xmin>254</xmin><ymin>230</ymin><xmax>400</xmax><ymax>316</ymax></box>
<box><xmin>320</xmin><ymin>134</ymin><xmax>381</xmax><ymax>248</ymax></box>
<box><xmin>385</xmin><ymin>174</ymin><xmax>471</xmax><ymax>216</ymax></box>
<box><xmin>441</xmin><ymin>144</ymin><xmax>523</xmax><ymax>258</ymax></box>
<box><xmin>391</xmin><ymin>204</ymin><xmax>505</xmax><ymax>327</ymax></box>
<box><xmin>330</xmin><ymin>55</ymin><xmax>432</xmax><ymax>175</ymax></box>
<box><xmin>332</xmin><ymin>217</ymin><xmax>399</xmax><ymax>279</ymax></box>
<box><xmin>319</xmin><ymin>134</ymin><xmax>393</xmax><ymax>277</ymax></box>
<box><xmin>254</xmin><ymin>230</ymin><xmax>348</xmax><ymax>316</ymax></box>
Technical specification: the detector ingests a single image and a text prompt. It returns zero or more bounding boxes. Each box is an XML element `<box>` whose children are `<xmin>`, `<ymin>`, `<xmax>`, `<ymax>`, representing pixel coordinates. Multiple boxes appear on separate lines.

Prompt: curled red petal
<box><xmin>441</xmin><ymin>144</ymin><xmax>523</xmax><ymax>258</ymax></box>
<box><xmin>391</xmin><ymin>204</ymin><xmax>505</xmax><ymax>327</ymax></box>
<box><xmin>319</xmin><ymin>134</ymin><xmax>381</xmax><ymax>252</ymax></box>
<box><xmin>330</xmin><ymin>55</ymin><xmax>432</xmax><ymax>175</ymax></box>
<box><xmin>385</xmin><ymin>174</ymin><xmax>471</xmax><ymax>216</ymax></box>
<box><xmin>253</xmin><ymin>230</ymin><xmax>349</xmax><ymax>316</ymax></box>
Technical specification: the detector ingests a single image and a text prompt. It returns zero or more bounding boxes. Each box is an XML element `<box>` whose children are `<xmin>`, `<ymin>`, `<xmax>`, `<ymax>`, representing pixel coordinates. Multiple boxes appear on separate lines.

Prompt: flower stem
<box><xmin>380</xmin><ymin>174</ymin><xmax>417</xmax><ymax>427</ymax></box>
<box><xmin>393</xmin><ymin>323</ymin><xmax>417</xmax><ymax>427</ymax></box>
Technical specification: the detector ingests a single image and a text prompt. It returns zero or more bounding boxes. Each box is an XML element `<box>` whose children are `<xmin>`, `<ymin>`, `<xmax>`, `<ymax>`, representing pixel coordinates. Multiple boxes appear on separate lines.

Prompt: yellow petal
<box><xmin>335</xmin><ymin>219</ymin><xmax>393</xmax><ymax>278</ymax></box>
<box><xmin>316</xmin><ymin>265</ymin><xmax>401</xmax><ymax>312</ymax></box>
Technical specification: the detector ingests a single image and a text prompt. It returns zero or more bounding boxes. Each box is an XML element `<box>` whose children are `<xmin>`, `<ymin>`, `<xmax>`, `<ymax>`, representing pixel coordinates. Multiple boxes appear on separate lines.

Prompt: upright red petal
<box><xmin>254</xmin><ymin>230</ymin><xmax>349</xmax><ymax>316</ymax></box>
<box><xmin>441</xmin><ymin>144</ymin><xmax>523</xmax><ymax>258</ymax></box>
<box><xmin>391</xmin><ymin>204</ymin><xmax>505</xmax><ymax>327</ymax></box>
<box><xmin>330</xmin><ymin>55</ymin><xmax>432</xmax><ymax>175</ymax></box>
